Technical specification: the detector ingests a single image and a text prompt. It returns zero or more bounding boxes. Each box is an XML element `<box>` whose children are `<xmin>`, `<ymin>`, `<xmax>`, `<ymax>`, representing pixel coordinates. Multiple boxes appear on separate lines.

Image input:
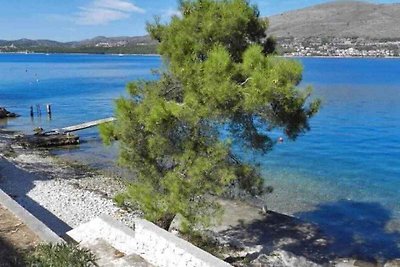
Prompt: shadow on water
<box><xmin>220</xmin><ymin>200</ymin><xmax>400</xmax><ymax>264</ymax></box>
<box><xmin>294</xmin><ymin>200</ymin><xmax>400</xmax><ymax>262</ymax></box>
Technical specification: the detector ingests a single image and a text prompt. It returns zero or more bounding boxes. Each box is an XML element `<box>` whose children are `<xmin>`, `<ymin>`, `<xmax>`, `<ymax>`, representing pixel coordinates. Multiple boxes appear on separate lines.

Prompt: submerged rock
<box><xmin>0</xmin><ymin>107</ymin><xmax>19</xmax><ymax>119</ymax></box>
<box><xmin>385</xmin><ymin>259</ymin><xmax>400</xmax><ymax>267</ymax></box>
<box><xmin>251</xmin><ymin>250</ymin><xmax>322</xmax><ymax>267</ymax></box>
<box><xmin>334</xmin><ymin>259</ymin><xmax>383</xmax><ymax>267</ymax></box>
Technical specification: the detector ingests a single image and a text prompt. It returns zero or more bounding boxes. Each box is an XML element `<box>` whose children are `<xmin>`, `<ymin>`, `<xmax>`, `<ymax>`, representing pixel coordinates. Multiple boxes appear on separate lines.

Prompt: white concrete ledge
<box><xmin>67</xmin><ymin>214</ymin><xmax>138</xmax><ymax>255</ymax></box>
<box><xmin>134</xmin><ymin>218</ymin><xmax>232</xmax><ymax>267</ymax></box>
<box><xmin>0</xmin><ymin>188</ymin><xmax>64</xmax><ymax>244</ymax></box>
<box><xmin>67</xmin><ymin>214</ymin><xmax>231</xmax><ymax>267</ymax></box>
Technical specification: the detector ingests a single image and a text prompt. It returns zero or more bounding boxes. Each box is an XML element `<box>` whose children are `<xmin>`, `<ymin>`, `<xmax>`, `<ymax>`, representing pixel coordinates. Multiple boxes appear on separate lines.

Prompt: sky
<box><xmin>0</xmin><ymin>0</ymin><xmax>398</xmax><ymax>42</ymax></box>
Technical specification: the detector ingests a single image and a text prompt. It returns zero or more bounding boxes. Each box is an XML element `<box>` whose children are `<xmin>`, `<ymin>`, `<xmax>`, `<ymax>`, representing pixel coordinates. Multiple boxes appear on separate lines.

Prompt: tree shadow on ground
<box><xmin>219</xmin><ymin>200</ymin><xmax>400</xmax><ymax>264</ymax></box>
<box><xmin>0</xmin><ymin>158</ymin><xmax>72</xmax><ymax>236</ymax></box>
<box><xmin>0</xmin><ymin>237</ymin><xmax>25</xmax><ymax>267</ymax></box>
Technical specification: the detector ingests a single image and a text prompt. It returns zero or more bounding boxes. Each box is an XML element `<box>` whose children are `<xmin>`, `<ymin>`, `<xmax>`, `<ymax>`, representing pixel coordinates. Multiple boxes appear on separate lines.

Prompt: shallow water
<box><xmin>0</xmin><ymin>53</ymin><xmax>160</xmax><ymax>167</ymax></box>
<box><xmin>0</xmin><ymin>53</ymin><xmax>160</xmax><ymax>132</ymax></box>
<box><xmin>1</xmin><ymin>54</ymin><xmax>400</xmax><ymax>259</ymax></box>
<box><xmin>261</xmin><ymin>58</ymin><xmax>400</xmax><ymax>215</ymax></box>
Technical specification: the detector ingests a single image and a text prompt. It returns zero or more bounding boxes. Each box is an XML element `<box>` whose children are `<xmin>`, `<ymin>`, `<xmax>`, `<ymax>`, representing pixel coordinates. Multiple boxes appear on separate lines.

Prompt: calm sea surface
<box><xmin>1</xmin><ymin>54</ymin><xmax>400</xmax><ymax>257</ymax></box>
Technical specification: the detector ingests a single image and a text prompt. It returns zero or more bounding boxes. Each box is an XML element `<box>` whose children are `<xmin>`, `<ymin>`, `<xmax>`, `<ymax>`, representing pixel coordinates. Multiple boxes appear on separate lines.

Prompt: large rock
<box><xmin>385</xmin><ymin>259</ymin><xmax>400</xmax><ymax>267</ymax></box>
<box><xmin>17</xmin><ymin>134</ymin><xmax>80</xmax><ymax>148</ymax></box>
<box><xmin>0</xmin><ymin>107</ymin><xmax>18</xmax><ymax>119</ymax></box>
<box><xmin>334</xmin><ymin>259</ymin><xmax>381</xmax><ymax>267</ymax></box>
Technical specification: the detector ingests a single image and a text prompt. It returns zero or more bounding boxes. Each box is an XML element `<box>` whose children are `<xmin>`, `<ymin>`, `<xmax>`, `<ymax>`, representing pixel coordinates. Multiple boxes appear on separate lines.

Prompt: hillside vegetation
<box><xmin>0</xmin><ymin>36</ymin><xmax>157</xmax><ymax>54</ymax></box>
<box><xmin>268</xmin><ymin>1</ymin><xmax>400</xmax><ymax>39</ymax></box>
<box><xmin>1</xmin><ymin>1</ymin><xmax>399</xmax><ymax>55</ymax></box>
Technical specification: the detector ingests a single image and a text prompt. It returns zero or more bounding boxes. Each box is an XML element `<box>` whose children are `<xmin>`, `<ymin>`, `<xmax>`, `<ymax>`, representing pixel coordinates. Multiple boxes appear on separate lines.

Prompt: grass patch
<box><xmin>26</xmin><ymin>243</ymin><xmax>97</xmax><ymax>267</ymax></box>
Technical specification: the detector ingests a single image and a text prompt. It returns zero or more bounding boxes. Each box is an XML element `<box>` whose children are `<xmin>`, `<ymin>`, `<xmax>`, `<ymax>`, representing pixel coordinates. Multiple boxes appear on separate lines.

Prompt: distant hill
<box><xmin>0</xmin><ymin>36</ymin><xmax>157</xmax><ymax>54</ymax></box>
<box><xmin>70</xmin><ymin>35</ymin><xmax>156</xmax><ymax>48</ymax></box>
<box><xmin>268</xmin><ymin>1</ymin><xmax>400</xmax><ymax>40</ymax></box>
<box><xmin>0</xmin><ymin>38</ymin><xmax>66</xmax><ymax>48</ymax></box>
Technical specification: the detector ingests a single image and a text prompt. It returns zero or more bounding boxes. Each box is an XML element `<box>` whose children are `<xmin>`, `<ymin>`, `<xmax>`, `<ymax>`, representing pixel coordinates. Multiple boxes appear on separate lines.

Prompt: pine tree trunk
<box><xmin>155</xmin><ymin>213</ymin><xmax>176</xmax><ymax>230</ymax></box>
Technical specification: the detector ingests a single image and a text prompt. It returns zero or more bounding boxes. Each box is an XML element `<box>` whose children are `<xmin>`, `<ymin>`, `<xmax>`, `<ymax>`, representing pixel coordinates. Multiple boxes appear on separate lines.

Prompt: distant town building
<box><xmin>278</xmin><ymin>37</ymin><xmax>400</xmax><ymax>57</ymax></box>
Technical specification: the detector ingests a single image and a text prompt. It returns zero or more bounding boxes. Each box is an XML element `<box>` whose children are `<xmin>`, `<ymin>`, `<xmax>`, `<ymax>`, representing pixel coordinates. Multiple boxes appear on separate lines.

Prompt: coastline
<box><xmin>0</xmin><ymin>130</ymin><xmax>138</xmax><ymax>229</ymax></box>
<box><xmin>2</xmin><ymin>130</ymin><xmax>400</xmax><ymax>266</ymax></box>
<box><xmin>0</xmin><ymin>129</ymin><xmax>327</xmax><ymax>266</ymax></box>
<box><xmin>1</xmin><ymin>51</ymin><xmax>400</xmax><ymax>59</ymax></box>
<box><xmin>282</xmin><ymin>55</ymin><xmax>400</xmax><ymax>59</ymax></box>
<box><xmin>0</xmin><ymin>51</ymin><xmax>160</xmax><ymax>57</ymax></box>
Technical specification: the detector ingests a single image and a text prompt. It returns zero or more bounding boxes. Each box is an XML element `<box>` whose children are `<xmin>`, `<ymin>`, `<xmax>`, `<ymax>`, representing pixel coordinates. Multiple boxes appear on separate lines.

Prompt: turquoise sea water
<box><xmin>1</xmin><ymin>54</ymin><xmax>400</xmax><ymax>259</ymax></box>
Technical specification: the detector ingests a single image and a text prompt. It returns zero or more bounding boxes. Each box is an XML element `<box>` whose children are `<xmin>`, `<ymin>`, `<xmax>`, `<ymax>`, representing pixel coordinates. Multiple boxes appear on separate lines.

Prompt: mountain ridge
<box><xmin>0</xmin><ymin>35</ymin><xmax>155</xmax><ymax>49</ymax></box>
<box><xmin>1</xmin><ymin>1</ymin><xmax>399</xmax><ymax>54</ymax></box>
<box><xmin>267</xmin><ymin>1</ymin><xmax>400</xmax><ymax>39</ymax></box>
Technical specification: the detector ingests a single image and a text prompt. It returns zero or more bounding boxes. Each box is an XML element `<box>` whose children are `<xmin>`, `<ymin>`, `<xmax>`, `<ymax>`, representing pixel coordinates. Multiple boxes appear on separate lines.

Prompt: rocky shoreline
<box><xmin>0</xmin><ymin>131</ymin><xmax>139</xmax><ymax>231</ymax></box>
<box><xmin>0</xmin><ymin>130</ymin><xmax>399</xmax><ymax>267</ymax></box>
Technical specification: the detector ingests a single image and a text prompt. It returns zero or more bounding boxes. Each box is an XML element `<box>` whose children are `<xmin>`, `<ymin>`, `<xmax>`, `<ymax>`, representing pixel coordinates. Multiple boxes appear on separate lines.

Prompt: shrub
<box><xmin>26</xmin><ymin>243</ymin><xmax>97</xmax><ymax>267</ymax></box>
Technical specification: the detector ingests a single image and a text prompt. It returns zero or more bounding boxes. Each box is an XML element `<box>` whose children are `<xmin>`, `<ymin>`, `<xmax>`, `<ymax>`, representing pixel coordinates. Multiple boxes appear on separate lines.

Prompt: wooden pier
<box><xmin>45</xmin><ymin>117</ymin><xmax>116</xmax><ymax>135</ymax></box>
<box><xmin>19</xmin><ymin>117</ymin><xmax>116</xmax><ymax>148</ymax></box>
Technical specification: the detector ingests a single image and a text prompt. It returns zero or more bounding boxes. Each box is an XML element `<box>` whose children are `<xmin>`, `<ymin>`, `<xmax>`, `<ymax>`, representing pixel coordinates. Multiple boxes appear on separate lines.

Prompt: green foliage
<box><xmin>26</xmin><ymin>243</ymin><xmax>97</xmax><ymax>267</ymax></box>
<box><xmin>101</xmin><ymin>0</ymin><xmax>320</xmax><ymax>231</ymax></box>
<box><xmin>182</xmin><ymin>230</ymin><xmax>228</xmax><ymax>258</ymax></box>
<box><xmin>113</xmin><ymin>193</ymin><xmax>127</xmax><ymax>208</ymax></box>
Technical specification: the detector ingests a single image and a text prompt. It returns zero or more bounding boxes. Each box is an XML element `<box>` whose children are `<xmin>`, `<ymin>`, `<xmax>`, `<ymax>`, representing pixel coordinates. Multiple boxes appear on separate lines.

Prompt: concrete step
<box><xmin>79</xmin><ymin>238</ymin><xmax>152</xmax><ymax>267</ymax></box>
<box><xmin>67</xmin><ymin>215</ymin><xmax>231</xmax><ymax>267</ymax></box>
<box><xmin>110</xmin><ymin>254</ymin><xmax>153</xmax><ymax>267</ymax></box>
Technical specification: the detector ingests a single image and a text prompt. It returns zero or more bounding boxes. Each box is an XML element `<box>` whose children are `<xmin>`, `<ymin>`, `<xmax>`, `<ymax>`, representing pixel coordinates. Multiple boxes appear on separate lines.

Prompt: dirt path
<box><xmin>0</xmin><ymin>205</ymin><xmax>40</xmax><ymax>267</ymax></box>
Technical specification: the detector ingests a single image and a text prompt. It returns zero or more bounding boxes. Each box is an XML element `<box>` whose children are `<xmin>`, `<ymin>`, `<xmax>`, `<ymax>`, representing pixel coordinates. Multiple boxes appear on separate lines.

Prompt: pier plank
<box><xmin>45</xmin><ymin>117</ymin><xmax>116</xmax><ymax>134</ymax></box>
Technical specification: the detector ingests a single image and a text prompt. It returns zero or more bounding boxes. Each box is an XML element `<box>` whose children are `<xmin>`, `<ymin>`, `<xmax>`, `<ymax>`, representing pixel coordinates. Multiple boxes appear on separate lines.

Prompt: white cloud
<box><xmin>94</xmin><ymin>0</ymin><xmax>145</xmax><ymax>13</ymax></box>
<box><xmin>76</xmin><ymin>7</ymin><xmax>128</xmax><ymax>25</ymax></box>
<box><xmin>162</xmin><ymin>8</ymin><xmax>181</xmax><ymax>19</ymax></box>
<box><xmin>76</xmin><ymin>0</ymin><xmax>145</xmax><ymax>25</ymax></box>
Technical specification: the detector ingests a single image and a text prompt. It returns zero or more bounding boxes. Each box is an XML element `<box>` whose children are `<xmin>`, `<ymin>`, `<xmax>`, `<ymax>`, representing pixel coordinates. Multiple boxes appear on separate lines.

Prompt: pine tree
<box><xmin>101</xmin><ymin>0</ymin><xmax>320</xmax><ymax>231</ymax></box>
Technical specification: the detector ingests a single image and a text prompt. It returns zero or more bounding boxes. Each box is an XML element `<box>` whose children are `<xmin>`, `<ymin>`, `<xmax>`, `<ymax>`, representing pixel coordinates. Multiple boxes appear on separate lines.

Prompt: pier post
<box><xmin>46</xmin><ymin>104</ymin><xmax>52</xmax><ymax>115</ymax></box>
<box><xmin>30</xmin><ymin>106</ymin><xmax>34</xmax><ymax>117</ymax></box>
<box><xmin>36</xmin><ymin>104</ymin><xmax>41</xmax><ymax>116</ymax></box>
<box><xmin>47</xmin><ymin>104</ymin><xmax>52</xmax><ymax>120</ymax></box>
